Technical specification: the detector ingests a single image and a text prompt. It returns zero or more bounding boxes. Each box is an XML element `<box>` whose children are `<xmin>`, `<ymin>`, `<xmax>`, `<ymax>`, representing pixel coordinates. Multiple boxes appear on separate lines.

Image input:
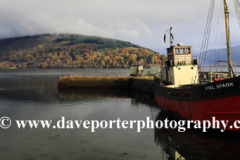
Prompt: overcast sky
<box><xmin>0</xmin><ymin>0</ymin><xmax>240</xmax><ymax>54</ymax></box>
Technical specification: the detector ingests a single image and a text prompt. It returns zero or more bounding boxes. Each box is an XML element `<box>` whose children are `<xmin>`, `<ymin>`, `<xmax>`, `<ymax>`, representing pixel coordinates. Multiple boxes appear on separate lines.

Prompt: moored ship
<box><xmin>153</xmin><ymin>0</ymin><xmax>240</xmax><ymax>131</ymax></box>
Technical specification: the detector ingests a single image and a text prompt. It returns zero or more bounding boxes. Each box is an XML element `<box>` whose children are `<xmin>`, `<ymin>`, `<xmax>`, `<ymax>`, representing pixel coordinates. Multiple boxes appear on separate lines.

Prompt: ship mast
<box><xmin>223</xmin><ymin>0</ymin><xmax>233</xmax><ymax>77</ymax></box>
<box><xmin>169</xmin><ymin>27</ymin><xmax>172</xmax><ymax>47</ymax></box>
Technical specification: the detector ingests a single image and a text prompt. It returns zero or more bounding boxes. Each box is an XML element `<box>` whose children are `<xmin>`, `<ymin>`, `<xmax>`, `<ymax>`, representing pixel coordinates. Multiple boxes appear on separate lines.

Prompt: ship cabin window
<box><xmin>185</xmin><ymin>48</ymin><xmax>191</xmax><ymax>54</ymax></box>
<box><xmin>185</xmin><ymin>94</ymin><xmax>190</xmax><ymax>97</ymax></box>
<box><xmin>180</xmin><ymin>48</ymin><xmax>184</xmax><ymax>54</ymax></box>
<box><xmin>175</xmin><ymin>93</ymin><xmax>180</xmax><ymax>97</ymax></box>
<box><xmin>175</xmin><ymin>48</ymin><xmax>180</xmax><ymax>54</ymax></box>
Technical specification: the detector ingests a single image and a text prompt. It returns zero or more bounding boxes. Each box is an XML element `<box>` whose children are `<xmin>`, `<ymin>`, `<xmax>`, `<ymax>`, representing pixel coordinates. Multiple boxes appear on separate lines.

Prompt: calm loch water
<box><xmin>0</xmin><ymin>69</ymin><xmax>240</xmax><ymax>160</ymax></box>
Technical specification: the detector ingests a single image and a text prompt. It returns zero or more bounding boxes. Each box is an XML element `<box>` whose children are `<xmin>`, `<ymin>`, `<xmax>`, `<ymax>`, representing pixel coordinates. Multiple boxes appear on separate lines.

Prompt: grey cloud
<box><xmin>0</xmin><ymin>0</ymin><xmax>239</xmax><ymax>54</ymax></box>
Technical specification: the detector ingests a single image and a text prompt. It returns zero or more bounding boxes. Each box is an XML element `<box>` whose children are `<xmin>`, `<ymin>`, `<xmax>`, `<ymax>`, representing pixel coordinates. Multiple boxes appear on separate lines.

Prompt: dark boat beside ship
<box><xmin>153</xmin><ymin>0</ymin><xmax>240</xmax><ymax>131</ymax></box>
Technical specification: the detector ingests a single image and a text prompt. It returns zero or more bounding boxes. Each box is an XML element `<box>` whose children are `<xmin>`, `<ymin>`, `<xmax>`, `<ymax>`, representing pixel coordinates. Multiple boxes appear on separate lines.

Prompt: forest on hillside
<box><xmin>0</xmin><ymin>34</ymin><xmax>166</xmax><ymax>69</ymax></box>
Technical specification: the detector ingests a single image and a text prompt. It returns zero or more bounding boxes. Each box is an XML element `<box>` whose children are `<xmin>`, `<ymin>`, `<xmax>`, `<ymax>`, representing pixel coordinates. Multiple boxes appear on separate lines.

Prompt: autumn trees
<box><xmin>0</xmin><ymin>34</ymin><xmax>166</xmax><ymax>69</ymax></box>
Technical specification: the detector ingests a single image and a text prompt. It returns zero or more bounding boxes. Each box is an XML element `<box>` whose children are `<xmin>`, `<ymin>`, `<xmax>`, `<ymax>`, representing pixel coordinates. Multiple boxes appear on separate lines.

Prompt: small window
<box><xmin>175</xmin><ymin>48</ymin><xmax>180</xmax><ymax>54</ymax></box>
<box><xmin>185</xmin><ymin>94</ymin><xmax>190</xmax><ymax>97</ymax></box>
<box><xmin>168</xmin><ymin>92</ymin><xmax>171</xmax><ymax>95</ymax></box>
<box><xmin>180</xmin><ymin>48</ymin><xmax>183</xmax><ymax>54</ymax></box>
<box><xmin>175</xmin><ymin>93</ymin><xmax>180</xmax><ymax>97</ymax></box>
<box><xmin>171</xmin><ymin>93</ymin><xmax>174</xmax><ymax>96</ymax></box>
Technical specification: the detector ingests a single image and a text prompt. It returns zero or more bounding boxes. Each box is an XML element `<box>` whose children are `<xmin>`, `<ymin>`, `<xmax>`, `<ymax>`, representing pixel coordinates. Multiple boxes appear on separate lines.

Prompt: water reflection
<box><xmin>1</xmin><ymin>69</ymin><xmax>240</xmax><ymax>159</ymax></box>
<box><xmin>58</xmin><ymin>88</ymin><xmax>158</xmax><ymax>106</ymax></box>
<box><xmin>58</xmin><ymin>88</ymin><xmax>132</xmax><ymax>99</ymax></box>
<box><xmin>154</xmin><ymin>112</ymin><xmax>240</xmax><ymax>160</ymax></box>
<box><xmin>0</xmin><ymin>69</ymin><xmax>162</xmax><ymax>160</ymax></box>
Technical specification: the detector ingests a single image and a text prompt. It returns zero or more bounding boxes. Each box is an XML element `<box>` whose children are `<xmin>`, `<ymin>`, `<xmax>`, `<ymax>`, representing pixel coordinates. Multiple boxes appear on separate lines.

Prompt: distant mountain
<box><xmin>0</xmin><ymin>34</ymin><xmax>165</xmax><ymax>69</ymax></box>
<box><xmin>203</xmin><ymin>45</ymin><xmax>240</xmax><ymax>65</ymax></box>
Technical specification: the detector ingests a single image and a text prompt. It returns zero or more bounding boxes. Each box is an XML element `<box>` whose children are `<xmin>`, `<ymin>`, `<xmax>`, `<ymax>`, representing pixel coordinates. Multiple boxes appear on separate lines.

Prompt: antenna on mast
<box><xmin>170</xmin><ymin>27</ymin><xmax>172</xmax><ymax>47</ymax></box>
<box><xmin>163</xmin><ymin>27</ymin><xmax>174</xmax><ymax>48</ymax></box>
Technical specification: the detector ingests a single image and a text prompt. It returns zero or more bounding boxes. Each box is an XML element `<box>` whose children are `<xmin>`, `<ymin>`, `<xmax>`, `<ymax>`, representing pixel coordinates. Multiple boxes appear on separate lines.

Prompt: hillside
<box><xmin>202</xmin><ymin>45</ymin><xmax>240</xmax><ymax>65</ymax></box>
<box><xmin>0</xmin><ymin>34</ymin><xmax>165</xmax><ymax>69</ymax></box>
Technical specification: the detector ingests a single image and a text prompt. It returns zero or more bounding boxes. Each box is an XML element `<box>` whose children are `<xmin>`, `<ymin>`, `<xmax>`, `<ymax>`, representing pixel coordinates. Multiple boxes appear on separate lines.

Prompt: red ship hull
<box><xmin>153</xmin><ymin>77</ymin><xmax>240</xmax><ymax>131</ymax></box>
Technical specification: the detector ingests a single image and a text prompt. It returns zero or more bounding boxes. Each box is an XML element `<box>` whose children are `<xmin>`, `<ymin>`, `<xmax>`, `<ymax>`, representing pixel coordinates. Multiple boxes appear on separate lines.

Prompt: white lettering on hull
<box><xmin>216</xmin><ymin>82</ymin><xmax>234</xmax><ymax>89</ymax></box>
<box><xmin>205</xmin><ymin>82</ymin><xmax>234</xmax><ymax>91</ymax></box>
<box><xmin>204</xmin><ymin>86</ymin><xmax>215</xmax><ymax>90</ymax></box>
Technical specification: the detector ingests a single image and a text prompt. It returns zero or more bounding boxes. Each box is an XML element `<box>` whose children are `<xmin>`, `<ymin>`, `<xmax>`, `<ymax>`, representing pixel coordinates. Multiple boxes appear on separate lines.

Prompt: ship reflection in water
<box><xmin>154</xmin><ymin>112</ymin><xmax>240</xmax><ymax>160</ymax></box>
<box><xmin>59</xmin><ymin>89</ymin><xmax>240</xmax><ymax>160</ymax></box>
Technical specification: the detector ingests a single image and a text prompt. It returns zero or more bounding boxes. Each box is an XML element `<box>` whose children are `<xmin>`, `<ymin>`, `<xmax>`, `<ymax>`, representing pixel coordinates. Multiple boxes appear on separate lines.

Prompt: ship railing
<box><xmin>173</xmin><ymin>57</ymin><xmax>192</xmax><ymax>65</ymax></box>
<box><xmin>199</xmin><ymin>65</ymin><xmax>240</xmax><ymax>77</ymax></box>
<box><xmin>199</xmin><ymin>71</ymin><xmax>240</xmax><ymax>83</ymax></box>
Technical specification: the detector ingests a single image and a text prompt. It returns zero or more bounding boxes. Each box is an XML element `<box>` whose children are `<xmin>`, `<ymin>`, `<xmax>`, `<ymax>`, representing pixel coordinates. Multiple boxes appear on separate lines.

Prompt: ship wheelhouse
<box><xmin>161</xmin><ymin>45</ymin><xmax>199</xmax><ymax>87</ymax></box>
